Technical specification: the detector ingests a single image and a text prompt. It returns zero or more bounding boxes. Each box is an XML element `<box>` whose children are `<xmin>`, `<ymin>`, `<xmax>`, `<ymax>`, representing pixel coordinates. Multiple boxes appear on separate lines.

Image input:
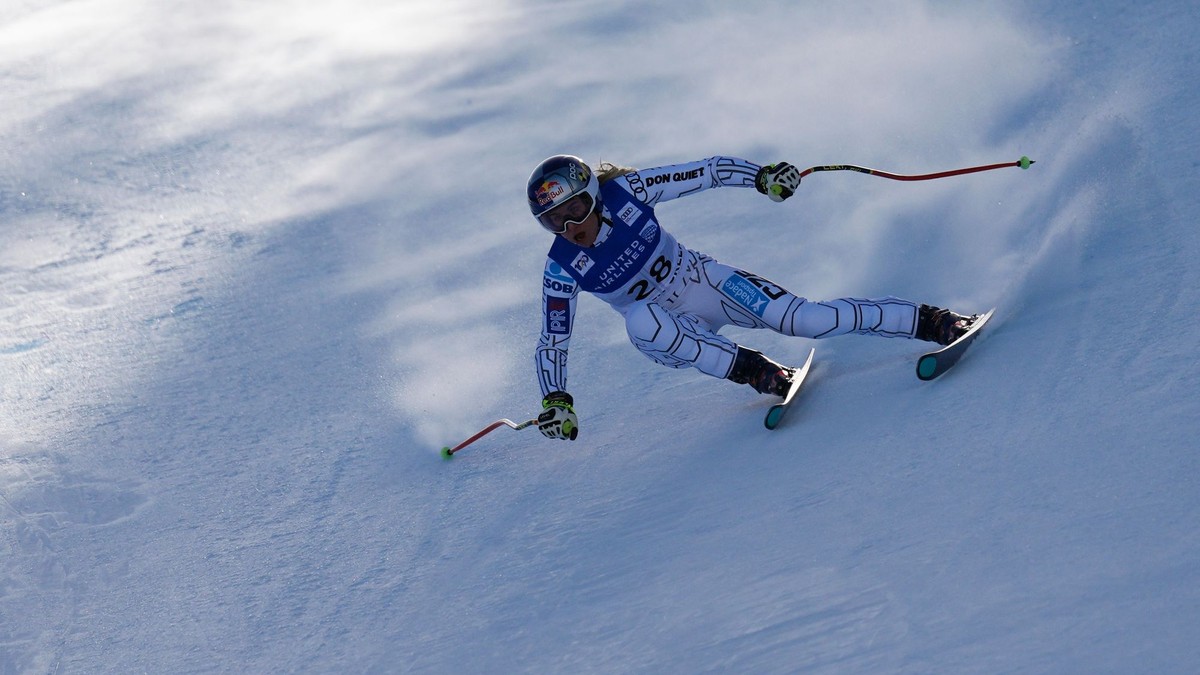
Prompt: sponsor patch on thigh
<box><xmin>720</xmin><ymin>273</ymin><xmax>770</xmax><ymax>317</ymax></box>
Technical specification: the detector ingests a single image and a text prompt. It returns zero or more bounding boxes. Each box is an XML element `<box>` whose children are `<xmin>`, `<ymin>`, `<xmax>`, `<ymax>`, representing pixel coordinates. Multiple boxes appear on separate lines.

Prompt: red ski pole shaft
<box><xmin>441</xmin><ymin>418</ymin><xmax>538</xmax><ymax>458</ymax></box>
<box><xmin>798</xmin><ymin>156</ymin><xmax>1034</xmax><ymax>182</ymax></box>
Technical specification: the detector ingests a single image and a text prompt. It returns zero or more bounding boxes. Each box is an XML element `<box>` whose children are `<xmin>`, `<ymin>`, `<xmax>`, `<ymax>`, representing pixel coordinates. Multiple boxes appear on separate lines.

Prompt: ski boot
<box><xmin>727</xmin><ymin>347</ymin><xmax>794</xmax><ymax>396</ymax></box>
<box><xmin>916</xmin><ymin>305</ymin><xmax>979</xmax><ymax>346</ymax></box>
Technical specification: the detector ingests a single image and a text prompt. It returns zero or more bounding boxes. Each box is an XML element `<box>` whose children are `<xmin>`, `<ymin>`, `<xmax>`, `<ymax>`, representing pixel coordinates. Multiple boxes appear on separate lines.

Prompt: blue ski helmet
<box><xmin>527</xmin><ymin>155</ymin><xmax>600</xmax><ymax>234</ymax></box>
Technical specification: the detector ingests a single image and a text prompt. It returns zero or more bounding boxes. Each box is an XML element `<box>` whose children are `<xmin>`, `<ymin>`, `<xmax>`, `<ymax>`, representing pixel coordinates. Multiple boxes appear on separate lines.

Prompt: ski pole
<box><xmin>441</xmin><ymin>417</ymin><xmax>538</xmax><ymax>458</ymax></box>
<box><xmin>798</xmin><ymin>156</ymin><xmax>1034</xmax><ymax>182</ymax></box>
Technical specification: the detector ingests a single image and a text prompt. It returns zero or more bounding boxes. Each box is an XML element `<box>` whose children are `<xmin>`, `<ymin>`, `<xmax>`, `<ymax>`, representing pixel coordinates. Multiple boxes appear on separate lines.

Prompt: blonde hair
<box><xmin>597</xmin><ymin>161</ymin><xmax>637</xmax><ymax>184</ymax></box>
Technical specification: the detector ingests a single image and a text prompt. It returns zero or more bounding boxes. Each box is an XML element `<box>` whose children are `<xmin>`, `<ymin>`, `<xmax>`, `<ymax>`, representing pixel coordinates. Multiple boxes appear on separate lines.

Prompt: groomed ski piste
<box><xmin>3</xmin><ymin>1</ymin><xmax>1199</xmax><ymax>672</ymax></box>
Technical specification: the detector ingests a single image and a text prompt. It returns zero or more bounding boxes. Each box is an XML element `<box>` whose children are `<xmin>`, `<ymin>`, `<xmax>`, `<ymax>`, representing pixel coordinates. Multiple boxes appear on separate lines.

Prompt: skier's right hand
<box><xmin>538</xmin><ymin>391</ymin><xmax>579</xmax><ymax>441</ymax></box>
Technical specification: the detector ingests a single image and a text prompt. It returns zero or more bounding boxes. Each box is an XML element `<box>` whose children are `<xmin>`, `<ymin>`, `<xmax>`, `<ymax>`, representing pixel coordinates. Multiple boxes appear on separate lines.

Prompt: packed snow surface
<box><xmin>2</xmin><ymin>1</ymin><xmax>1198</xmax><ymax>672</ymax></box>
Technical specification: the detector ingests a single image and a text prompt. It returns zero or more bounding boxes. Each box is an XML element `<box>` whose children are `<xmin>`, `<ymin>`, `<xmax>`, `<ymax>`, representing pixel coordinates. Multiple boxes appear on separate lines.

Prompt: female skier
<box><xmin>527</xmin><ymin>154</ymin><xmax>976</xmax><ymax>441</ymax></box>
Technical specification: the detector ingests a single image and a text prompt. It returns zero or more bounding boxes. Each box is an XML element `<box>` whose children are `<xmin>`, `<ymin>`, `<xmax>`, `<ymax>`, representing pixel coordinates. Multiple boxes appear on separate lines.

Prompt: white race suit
<box><xmin>535</xmin><ymin>156</ymin><xmax>921</xmax><ymax>397</ymax></box>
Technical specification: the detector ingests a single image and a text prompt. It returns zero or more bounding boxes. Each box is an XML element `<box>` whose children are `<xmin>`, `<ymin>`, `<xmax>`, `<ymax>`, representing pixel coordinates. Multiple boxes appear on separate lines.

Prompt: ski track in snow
<box><xmin>3</xmin><ymin>1</ymin><xmax>1200</xmax><ymax>672</ymax></box>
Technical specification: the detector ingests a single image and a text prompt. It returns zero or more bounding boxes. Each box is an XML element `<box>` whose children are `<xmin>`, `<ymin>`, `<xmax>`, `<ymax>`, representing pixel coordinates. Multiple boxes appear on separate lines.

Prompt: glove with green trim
<box><xmin>755</xmin><ymin>162</ymin><xmax>802</xmax><ymax>202</ymax></box>
<box><xmin>538</xmin><ymin>391</ymin><xmax>579</xmax><ymax>441</ymax></box>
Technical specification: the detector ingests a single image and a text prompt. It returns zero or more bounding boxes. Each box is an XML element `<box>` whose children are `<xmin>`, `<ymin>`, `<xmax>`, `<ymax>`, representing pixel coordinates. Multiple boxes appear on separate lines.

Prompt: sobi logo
<box><xmin>544</xmin><ymin>262</ymin><xmax>576</xmax><ymax>294</ymax></box>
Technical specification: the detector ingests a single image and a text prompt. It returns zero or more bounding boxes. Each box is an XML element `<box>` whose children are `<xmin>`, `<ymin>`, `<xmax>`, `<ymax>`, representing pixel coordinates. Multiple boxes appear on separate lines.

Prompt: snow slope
<box><xmin>3</xmin><ymin>1</ymin><xmax>1199</xmax><ymax>672</ymax></box>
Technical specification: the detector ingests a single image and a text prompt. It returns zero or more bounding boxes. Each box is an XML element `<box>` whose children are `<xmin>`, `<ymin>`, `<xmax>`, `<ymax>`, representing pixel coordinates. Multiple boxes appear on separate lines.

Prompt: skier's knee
<box><xmin>627</xmin><ymin>303</ymin><xmax>702</xmax><ymax>370</ymax></box>
<box><xmin>625</xmin><ymin>303</ymin><xmax>679</xmax><ymax>353</ymax></box>
<box><xmin>625</xmin><ymin>303</ymin><xmax>737</xmax><ymax>376</ymax></box>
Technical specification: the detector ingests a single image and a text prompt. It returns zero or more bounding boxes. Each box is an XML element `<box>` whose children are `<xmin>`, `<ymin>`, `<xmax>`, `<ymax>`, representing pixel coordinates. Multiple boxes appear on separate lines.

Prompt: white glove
<box><xmin>755</xmin><ymin>162</ymin><xmax>802</xmax><ymax>202</ymax></box>
<box><xmin>538</xmin><ymin>391</ymin><xmax>579</xmax><ymax>441</ymax></box>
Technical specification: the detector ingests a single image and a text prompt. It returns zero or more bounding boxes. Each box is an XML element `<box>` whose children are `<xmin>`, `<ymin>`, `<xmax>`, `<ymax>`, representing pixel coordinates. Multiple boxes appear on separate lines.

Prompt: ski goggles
<box><xmin>535</xmin><ymin>191</ymin><xmax>597</xmax><ymax>234</ymax></box>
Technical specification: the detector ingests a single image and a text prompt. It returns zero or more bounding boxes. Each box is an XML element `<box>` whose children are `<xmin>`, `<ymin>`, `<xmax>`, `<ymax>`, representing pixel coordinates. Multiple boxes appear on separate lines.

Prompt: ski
<box><xmin>916</xmin><ymin>308</ymin><xmax>996</xmax><ymax>381</ymax></box>
<box><xmin>764</xmin><ymin>348</ymin><xmax>816</xmax><ymax>430</ymax></box>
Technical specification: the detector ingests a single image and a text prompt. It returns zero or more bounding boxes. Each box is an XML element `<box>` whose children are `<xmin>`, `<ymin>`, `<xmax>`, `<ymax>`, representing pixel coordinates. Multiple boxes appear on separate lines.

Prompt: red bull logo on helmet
<box><xmin>536</xmin><ymin>180</ymin><xmax>565</xmax><ymax>207</ymax></box>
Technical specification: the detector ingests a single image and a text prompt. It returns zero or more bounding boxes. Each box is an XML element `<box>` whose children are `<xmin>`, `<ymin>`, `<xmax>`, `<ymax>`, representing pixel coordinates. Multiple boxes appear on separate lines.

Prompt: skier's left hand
<box><xmin>755</xmin><ymin>162</ymin><xmax>802</xmax><ymax>202</ymax></box>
